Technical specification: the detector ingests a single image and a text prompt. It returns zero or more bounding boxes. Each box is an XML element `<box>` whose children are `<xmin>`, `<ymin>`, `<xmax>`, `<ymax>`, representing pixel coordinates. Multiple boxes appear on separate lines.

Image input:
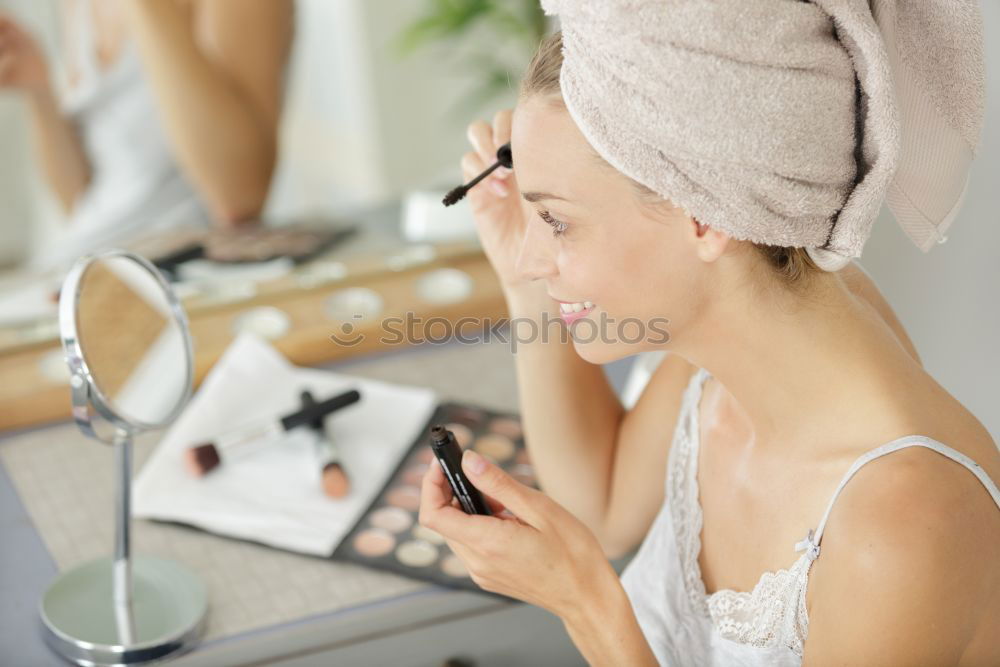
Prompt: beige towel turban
<box><xmin>540</xmin><ymin>0</ymin><xmax>986</xmax><ymax>271</ymax></box>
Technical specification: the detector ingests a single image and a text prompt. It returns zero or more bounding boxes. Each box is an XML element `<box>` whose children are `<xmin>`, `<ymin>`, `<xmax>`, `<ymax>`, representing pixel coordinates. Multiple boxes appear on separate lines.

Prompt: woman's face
<box><xmin>510</xmin><ymin>96</ymin><xmax>715</xmax><ymax>364</ymax></box>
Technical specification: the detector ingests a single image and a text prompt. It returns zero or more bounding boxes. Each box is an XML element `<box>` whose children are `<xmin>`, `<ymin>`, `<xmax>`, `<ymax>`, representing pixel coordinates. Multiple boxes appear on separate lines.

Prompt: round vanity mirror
<box><xmin>62</xmin><ymin>251</ymin><xmax>193</xmax><ymax>435</ymax></box>
<box><xmin>41</xmin><ymin>250</ymin><xmax>206</xmax><ymax>666</ymax></box>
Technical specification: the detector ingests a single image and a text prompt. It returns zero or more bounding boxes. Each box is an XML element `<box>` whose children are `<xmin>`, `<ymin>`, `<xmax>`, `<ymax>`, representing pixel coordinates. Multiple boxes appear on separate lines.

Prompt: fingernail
<box><xmin>490</xmin><ymin>180</ymin><xmax>508</xmax><ymax>197</ymax></box>
<box><xmin>462</xmin><ymin>449</ymin><xmax>488</xmax><ymax>475</ymax></box>
<box><xmin>497</xmin><ymin>167</ymin><xmax>512</xmax><ymax>179</ymax></box>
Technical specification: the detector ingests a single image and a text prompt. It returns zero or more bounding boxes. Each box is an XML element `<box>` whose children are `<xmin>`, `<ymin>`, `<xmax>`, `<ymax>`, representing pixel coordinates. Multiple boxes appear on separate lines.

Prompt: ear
<box><xmin>690</xmin><ymin>217</ymin><xmax>730</xmax><ymax>263</ymax></box>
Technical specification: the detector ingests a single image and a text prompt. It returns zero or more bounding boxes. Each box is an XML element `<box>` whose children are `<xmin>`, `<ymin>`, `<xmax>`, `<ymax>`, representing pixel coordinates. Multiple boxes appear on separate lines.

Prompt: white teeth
<box><xmin>557</xmin><ymin>300</ymin><xmax>595</xmax><ymax>313</ymax></box>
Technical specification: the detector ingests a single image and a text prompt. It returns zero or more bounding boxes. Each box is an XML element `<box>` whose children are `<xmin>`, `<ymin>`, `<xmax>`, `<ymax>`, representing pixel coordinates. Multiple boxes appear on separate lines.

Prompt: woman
<box><xmin>0</xmin><ymin>0</ymin><xmax>293</xmax><ymax>266</ymax></box>
<box><xmin>419</xmin><ymin>3</ymin><xmax>999</xmax><ymax>665</ymax></box>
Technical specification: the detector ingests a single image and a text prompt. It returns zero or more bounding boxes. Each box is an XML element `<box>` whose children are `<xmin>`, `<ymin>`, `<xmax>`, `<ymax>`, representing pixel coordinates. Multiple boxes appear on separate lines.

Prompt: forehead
<box><xmin>511</xmin><ymin>98</ymin><xmax>619</xmax><ymax>206</ymax></box>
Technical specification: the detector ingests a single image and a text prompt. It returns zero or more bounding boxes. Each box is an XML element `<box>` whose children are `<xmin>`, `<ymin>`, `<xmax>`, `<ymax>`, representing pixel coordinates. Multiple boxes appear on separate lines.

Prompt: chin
<box><xmin>570</xmin><ymin>338</ymin><xmax>633</xmax><ymax>365</ymax></box>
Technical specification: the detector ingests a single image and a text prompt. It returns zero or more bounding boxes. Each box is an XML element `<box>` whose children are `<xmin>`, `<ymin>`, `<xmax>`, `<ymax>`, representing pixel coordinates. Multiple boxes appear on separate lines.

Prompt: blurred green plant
<box><xmin>397</xmin><ymin>0</ymin><xmax>548</xmax><ymax>116</ymax></box>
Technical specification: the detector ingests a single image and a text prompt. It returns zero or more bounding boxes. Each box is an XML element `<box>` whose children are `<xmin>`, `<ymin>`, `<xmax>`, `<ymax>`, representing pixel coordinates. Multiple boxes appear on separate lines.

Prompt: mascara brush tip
<box><xmin>442</xmin><ymin>185</ymin><xmax>467</xmax><ymax>206</ymax></box>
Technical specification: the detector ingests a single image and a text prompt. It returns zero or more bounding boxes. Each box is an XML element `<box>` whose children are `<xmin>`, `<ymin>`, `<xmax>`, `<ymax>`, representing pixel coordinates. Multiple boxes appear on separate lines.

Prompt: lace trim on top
<box><xmin>668</xmin><ymin>368</ymin><xmax>813</xmax><ymax>656</ymax></box>
<box><xmin>667</xmin><ymin>367</ymin><xmax>1000</xmax><ymax>658</ymax></box>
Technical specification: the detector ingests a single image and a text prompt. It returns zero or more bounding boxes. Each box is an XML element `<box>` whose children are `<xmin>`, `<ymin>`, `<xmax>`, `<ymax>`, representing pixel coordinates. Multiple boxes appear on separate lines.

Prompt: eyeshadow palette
<box><xmin>333</xmin><ymin>402</ymin><xmax>536</xmax><ymax>594</ymax></box>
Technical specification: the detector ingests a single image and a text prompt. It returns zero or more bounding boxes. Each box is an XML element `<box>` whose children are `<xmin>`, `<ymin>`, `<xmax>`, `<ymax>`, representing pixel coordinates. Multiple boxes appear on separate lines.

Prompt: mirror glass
<box><xmin>75</xmin><ymin>255</ymin><xmax>190</xmax><ymax>427</ymax></box>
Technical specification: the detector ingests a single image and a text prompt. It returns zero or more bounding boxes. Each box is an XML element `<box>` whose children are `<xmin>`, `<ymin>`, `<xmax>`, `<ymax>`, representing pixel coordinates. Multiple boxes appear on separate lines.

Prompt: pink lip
<box><xmin>557</xmin><ymin>303</ymin><xmax>596</xmax><ymax>325</ymax></box>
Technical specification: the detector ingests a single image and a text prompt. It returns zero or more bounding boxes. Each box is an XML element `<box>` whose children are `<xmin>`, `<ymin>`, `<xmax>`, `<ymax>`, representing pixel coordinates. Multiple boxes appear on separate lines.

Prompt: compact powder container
<box><xmin>414</xmin><ymin>268</ymin><xmax>474</xmax><ymax>306</ymax></box>
<box><xmin>325</xmin><ymin>287</ymin><xmax>384</xmax><ymax>322</ymax></box>
<box><xmin>473</xmin><ymin>433</ymin><xmax>516</xmax><ymax>463</ymax></box>
<box><xmin>395</xmin><ymin>540</ymin><xmax>438</xmax><ymax>567</ymax></box>
<box><xmin>385</xmin><ymin>486</ymin><xmax>421</xmax><ymax>511</ymax></box>
<box><xmin>369</xmin><ymin>507</ymin><xmax>413</xmax><ymax>533</ymax></box>
<box><xmin>295</xmin><ymin>260</ymin><xmax>348</xmax><ymax>288</ymax></box>
<box><xmin>351</xmin><ymin>528</ymin><xmax>395</xmax><ymax>557</ymax></box>
<box><xmin>386</xmin><ymin>244</ymin><xmax>437</xmax><ymax>272</ymax></box>
<box><xmin>440</xmin><ymin>554</ymin><xmax>468</xmax><ymax>578</ymax></box>
<box><xmin>231</xmin><ymin>306</ymin><xmax>292</xmax><ymax>340</ymax></box>
<box><xmin>444</xmin><ymin>422</ymin><xmax>473</xmax><ymax>449</ymax></box>
<box><xmin>334</xmin><ymin>402</ymin><xmax>537</xmax><ymax>595</ymax></box>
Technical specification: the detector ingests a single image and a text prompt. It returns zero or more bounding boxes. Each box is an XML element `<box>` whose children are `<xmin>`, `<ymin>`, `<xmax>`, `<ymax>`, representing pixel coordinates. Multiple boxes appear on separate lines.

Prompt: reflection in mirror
<box><xmin>75</xmin><ymin>256</ymin><xmax>189</xmax><ymax>427</ymax></box>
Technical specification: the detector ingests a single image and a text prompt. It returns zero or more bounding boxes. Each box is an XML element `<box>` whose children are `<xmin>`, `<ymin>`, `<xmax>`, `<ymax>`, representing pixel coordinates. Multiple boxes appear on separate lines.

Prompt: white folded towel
<box><xmin>133</xmin><ymin>333</ymin><xmax>437</xmax><ymax>556</ymax></box>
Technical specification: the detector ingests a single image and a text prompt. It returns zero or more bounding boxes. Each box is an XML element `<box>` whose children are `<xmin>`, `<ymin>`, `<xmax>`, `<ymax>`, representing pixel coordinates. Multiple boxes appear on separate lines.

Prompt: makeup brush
<box><xmin>184</xmin><ymin>389</ymin><xmax>362</xmax><ymax>477</ymax></box>
<box><xmin>299</xmin><ymin>390</ymin><xmax>352</xmax><ymax>499</ymax></box>
<box><xmin>442</xmin><ymin>142</ymin><xmax>513</xmax><ymax>206</ymax></box>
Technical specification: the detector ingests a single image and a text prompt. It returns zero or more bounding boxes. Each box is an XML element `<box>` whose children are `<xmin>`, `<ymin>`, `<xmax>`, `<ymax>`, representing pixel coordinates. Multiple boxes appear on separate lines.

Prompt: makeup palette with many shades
<box><xmin>334</xmin><ymin>402</ymin><xmax>535</xmax><ymax>594</ymax></box>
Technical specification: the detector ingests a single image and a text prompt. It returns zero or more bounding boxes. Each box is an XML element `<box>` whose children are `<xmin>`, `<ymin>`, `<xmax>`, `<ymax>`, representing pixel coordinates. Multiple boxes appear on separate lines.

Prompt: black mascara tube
<box><xmin>429</xmin><ymin>425</ymin><xmax>492</xmax><ymax>515</ymax></box>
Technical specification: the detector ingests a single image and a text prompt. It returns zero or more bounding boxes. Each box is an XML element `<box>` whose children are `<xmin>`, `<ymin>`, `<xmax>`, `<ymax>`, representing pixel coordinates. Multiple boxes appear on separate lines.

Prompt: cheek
<box><xmin>554</xmin><ymin>243</ymin><xmax>602</xmax><ymax>295</ymax></box>
<box><xmin>600</xmin><ymin>234</ymin><xmax>677</xmax><ymax>316</ymax></box>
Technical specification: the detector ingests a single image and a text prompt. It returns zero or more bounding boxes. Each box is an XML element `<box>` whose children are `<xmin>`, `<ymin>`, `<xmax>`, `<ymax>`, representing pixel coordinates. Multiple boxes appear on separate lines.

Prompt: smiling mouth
<box><xmin>554</xmin><ymin>299</ymin><xmax>596</xmax><ymax>323</ymax></box>
<box><xmin>557</xmin><ymin>300</ymin><xmax>594</xmax><ymax>314</ymax></box>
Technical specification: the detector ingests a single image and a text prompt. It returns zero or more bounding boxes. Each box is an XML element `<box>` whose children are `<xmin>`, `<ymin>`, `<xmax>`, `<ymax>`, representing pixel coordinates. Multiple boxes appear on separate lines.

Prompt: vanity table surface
<box><xmin>2</xmin><ymin>335</ymin><xmax>620</xmax><ymax>666</ymax></box>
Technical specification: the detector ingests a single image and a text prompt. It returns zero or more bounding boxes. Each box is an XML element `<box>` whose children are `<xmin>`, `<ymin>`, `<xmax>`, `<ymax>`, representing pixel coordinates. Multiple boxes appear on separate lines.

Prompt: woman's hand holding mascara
<box><xmin>419</xmin><ymin>450</ymin><xmax>658</xmax><ymax>665</ymax></box>
<box><xmin>463</xmin><ymin>112</ymin><xmax>529</xmax><ymax>290</ymax></box>
<box><xmin>419</xmin><ymin>448</ymin><xmax>612</xmax><ymax>612</ymax></box>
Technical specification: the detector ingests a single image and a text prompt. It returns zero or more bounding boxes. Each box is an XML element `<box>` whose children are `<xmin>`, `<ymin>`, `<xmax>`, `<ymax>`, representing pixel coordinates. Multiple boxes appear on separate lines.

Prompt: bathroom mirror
<box><xmin>41</xmin><ymin>249</ymin><xmax>206</xmax><ymax>666</ymax></box>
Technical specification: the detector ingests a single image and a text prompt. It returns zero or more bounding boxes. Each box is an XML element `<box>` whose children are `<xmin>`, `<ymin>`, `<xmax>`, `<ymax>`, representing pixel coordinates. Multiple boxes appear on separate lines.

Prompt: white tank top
<box><xmin>35</xmin><ymin>0</ymin><xmax>211</xmax><ymax>270</ymax></box>
<box><xmin>620</xmin><ymin>366</ymin><xmax>1000</xmax><ymax>665</ymax></box>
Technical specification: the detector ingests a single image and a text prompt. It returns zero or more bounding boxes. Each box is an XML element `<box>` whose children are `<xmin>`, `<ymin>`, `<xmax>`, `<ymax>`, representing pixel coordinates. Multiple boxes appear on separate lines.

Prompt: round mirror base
<box><xmin>40</xmin><ymin>556</ymin><xmax>207</xmax><ymax>666</ymax></box>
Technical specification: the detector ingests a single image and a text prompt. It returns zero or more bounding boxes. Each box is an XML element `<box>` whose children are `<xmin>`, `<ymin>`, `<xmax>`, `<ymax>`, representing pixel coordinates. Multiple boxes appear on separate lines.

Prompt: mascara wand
<box><xmin>442</xmin><ymin>142</ymin><xmax>513</xmax><ymax>206</ymax></box>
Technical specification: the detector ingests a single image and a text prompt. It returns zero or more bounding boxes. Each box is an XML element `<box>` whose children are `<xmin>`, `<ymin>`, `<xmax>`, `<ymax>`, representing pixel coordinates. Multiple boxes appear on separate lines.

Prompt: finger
<box><xmin>461</xmin><ymin>449</ymin><xmax>546</xmax><ymax>526</ymax></box>
<box><xmin>460</xmin><ymin>150</ymin><xmax>486</xmax><ymax>182</ymax></box>
<box><xmin>484</xmin><ymin>493</ymin><xmax>506</xmax><ymax>516</ymax></box>
<box><xmin>433</xmin><ymin>464</ymin><xmax>508</xmax><ymax>518</ymax></box>
<box><xmin>466</xmin><ymin>120</ymin><xmax>496</xmax><ymax>165</ymax></box>
<box><xmin>489</xmin><ymin>178</ymin><xmax>509</xmax><ymax>198</ymax></box>
<box><xmin>418</xmin><ymin>458</ymin><xmax>476</xmax><ymax>535</ymax></box>
<box><xmin>419</xmin><ymin>457</ymin><xmax>506</xmax><ymax>546</ymax></box>
<box><xmin>492</xmin><ymin>110</ymin><xmax>513</xmax><ymax>179</ymax></box>
<box><xmin>420</xmin><ymin>457</ymin><xmax>451</xmax><ymax>509</ymax></box>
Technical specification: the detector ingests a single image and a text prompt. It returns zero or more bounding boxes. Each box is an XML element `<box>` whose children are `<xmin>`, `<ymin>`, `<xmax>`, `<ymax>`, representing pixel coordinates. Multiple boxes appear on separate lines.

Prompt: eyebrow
<box><xmin>521</xmin><ymin>191</ymin><xmax>569</xmax><ymax>203</ymax></box>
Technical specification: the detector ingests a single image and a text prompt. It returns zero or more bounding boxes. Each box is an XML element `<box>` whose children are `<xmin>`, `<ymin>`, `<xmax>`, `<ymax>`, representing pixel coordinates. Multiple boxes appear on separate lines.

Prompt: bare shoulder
<box><xmin>803</xmin><ymin>435</ymin><xmax>1000</xmax><ymax>665</ymax></box>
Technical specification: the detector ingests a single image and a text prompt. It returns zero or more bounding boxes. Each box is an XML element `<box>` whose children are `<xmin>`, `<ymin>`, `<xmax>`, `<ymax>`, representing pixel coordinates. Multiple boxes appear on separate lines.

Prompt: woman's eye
<box><xmin>538</xmin><ymin>210</ymin><xmax>568</xmax><ymax>237</ymax></box>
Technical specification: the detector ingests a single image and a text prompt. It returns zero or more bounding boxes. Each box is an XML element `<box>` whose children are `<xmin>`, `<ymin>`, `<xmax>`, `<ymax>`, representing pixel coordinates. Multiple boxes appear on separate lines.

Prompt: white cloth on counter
<box><xmin>133</xmin><ymin>333</ymin><xmax>437</xmax><ymax>556</ymax></box>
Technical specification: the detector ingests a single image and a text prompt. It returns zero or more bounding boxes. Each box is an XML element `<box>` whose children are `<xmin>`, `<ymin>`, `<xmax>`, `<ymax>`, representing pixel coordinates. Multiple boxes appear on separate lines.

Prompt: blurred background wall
<box><xmin>861</xmin><ymin>2</ymin><xmax>998</xmax><ymax>441</ymax></box>
<box><xmin>0</xmin><ymin>0</ymin><xmax>996</xmax><ymax>437</ymax></box>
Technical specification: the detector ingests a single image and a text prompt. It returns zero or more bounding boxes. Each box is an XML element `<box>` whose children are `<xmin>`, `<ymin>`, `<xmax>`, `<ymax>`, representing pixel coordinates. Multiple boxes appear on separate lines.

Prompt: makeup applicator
<box><xmin>442</xmin><ymin>142</ymin><xmax>513</xmax><ymax>206</ymax></box>
<box><xmin>184</xmin><ymin>389</ymin><xmax>361</xmax><ymax>477</ymax></box>
<box><xmin>299</xmin><ymin>389</ymin><xmax>354</xmax><ymax>499</ymax></box>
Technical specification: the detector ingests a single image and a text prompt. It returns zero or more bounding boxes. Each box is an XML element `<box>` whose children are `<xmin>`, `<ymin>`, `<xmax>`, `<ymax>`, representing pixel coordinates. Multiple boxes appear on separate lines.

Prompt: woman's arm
<box><xmin>0</xmin><ymin>13</ymin><xmax>91</xmax><ymax>211</ymax></box>
<box><xmin>562</xmin><ymin>572</ymin><xmax>660</xmax><ymax>666</ymax></box>
<box><xmin>27</xmin><ymin>87</ymin><xmax>92</xmax><ymax>213</ymax></box>
<box><xmin>802</xmin><ymin>447</ymin><xmax>997</xmax><ymax>665</ymax></box>
<box><xmin>123</xmin><ymin>0</ymin><xmax>293</xmax><ymax>224</ymax></box>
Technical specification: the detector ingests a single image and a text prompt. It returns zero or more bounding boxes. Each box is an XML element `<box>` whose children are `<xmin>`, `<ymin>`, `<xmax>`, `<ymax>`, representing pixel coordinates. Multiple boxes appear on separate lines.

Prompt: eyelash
<box><xmin>538</xmin><ymin>210</ymin><xmax>568</xmax><ymax>237</ymax></box>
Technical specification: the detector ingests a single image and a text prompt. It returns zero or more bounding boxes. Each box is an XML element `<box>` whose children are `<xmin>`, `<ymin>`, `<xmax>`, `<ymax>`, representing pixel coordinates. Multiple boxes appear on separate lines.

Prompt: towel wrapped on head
<box><xmin>540</xmin><ymin>0</ymin><xmax>985</xmax><ymax>271</ymax></box>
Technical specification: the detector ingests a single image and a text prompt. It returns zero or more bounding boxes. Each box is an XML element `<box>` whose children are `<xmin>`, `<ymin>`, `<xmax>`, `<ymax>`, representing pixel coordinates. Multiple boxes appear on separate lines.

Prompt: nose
<box><xmin>514</xmin><ymin>214</ymin><xmax>559</xmax><ymax>283</ymax></box>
